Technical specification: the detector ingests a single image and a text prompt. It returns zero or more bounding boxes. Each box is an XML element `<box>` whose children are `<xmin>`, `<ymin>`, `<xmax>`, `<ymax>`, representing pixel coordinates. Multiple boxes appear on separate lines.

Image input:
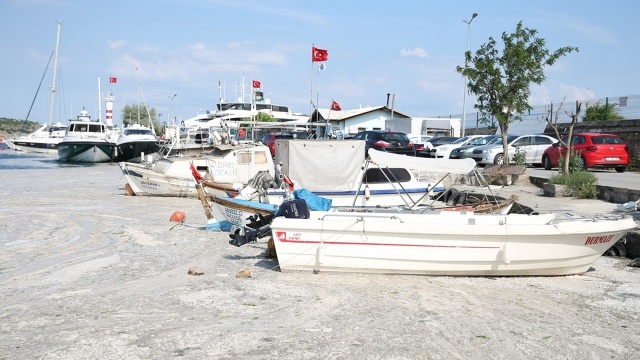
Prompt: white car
<box><xmin>432</xmin><ymin>135</ymin><xmax>485</xmax><ymax>159</ymax></box>
<box><xmin>470</xmin><ymin>134</ymin><xmax>557</xmax><ymax>166</ymax></box>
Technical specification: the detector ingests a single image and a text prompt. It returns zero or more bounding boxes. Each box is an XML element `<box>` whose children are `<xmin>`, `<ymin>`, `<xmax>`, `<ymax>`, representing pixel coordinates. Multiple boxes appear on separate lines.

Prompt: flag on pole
<box><xmin>312</xmin><ymin>46</ymin><xmax>328</xmax><ymax>62</ymax></box>
<box><xmin>319</xmin><ymin>63</ymin><xmax>326</xmax><ymax>70</ymax></box>
<box><xmin>109</xmin><ymin>77</ymin><xmax>117</xmax><ymax>83</ymax></box>
<box><xmin>252</xmin><ymin>80</ymin><xmax>261</xmax><ymax>89</ymax></box>
<box><xmin>331</xmin><ymin>100</ymin><xmax>342</xmax><ymax>111</ymax></box>
<box><xmin>190</xmin><ymin>161</ymin><xmax>204</xmax><ymax>182</ymax></box>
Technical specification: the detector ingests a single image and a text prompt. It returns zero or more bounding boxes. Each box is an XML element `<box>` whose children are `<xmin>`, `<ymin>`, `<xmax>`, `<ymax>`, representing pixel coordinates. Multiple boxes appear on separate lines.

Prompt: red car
<box><xmin>541</xmin><ymin>133</ymin><xmax>629</xmax><ymax>172</ymax></box>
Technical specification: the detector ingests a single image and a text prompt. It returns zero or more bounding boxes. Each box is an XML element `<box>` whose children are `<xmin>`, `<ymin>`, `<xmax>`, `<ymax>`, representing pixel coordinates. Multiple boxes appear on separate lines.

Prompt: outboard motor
<box><xmin>229</xmin><ymin>199</ymin><xmax>310</xmax><ymax>247</ymax></box>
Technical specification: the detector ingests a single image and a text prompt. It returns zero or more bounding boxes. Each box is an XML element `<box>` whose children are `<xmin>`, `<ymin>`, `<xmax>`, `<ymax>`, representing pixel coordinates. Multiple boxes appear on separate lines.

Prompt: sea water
<box><xmin>0</xmin><ymin>148</ymin><xmax>92</xmax><ymax>170</ymax></box>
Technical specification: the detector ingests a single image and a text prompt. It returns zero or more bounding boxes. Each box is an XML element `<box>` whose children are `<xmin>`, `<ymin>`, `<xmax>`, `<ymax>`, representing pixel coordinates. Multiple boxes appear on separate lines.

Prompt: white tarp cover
<box><xmin>368</xmin><ymin>149</ymin><xmax>476</xmax><ymax>174</ymax></box>
<box><xmin>276</xmin><ymin>139</ymin><xmax>365</xmax><ymax>192</ymax></box>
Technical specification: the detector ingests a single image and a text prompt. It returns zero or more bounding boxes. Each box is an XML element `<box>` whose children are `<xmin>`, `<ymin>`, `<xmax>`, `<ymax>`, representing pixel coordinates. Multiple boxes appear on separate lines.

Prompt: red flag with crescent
<box><xmin>331</xmin><ymin>100</ymin><xmax>342</xmax><ymax>111</ymax></box>
<box><xmin>252</xmin><ymin>80</ymin><xmax>261</xmax><ymax>88</ymax></box>
<box><xmin>109</xmin><ymin>77</ymin><xmax>117</xmax><ymax>83</ymax></box>
<box><xmin>312</xmin><ymin>46</ymin><xmax>328</xmax><ymax>62</ymax></box>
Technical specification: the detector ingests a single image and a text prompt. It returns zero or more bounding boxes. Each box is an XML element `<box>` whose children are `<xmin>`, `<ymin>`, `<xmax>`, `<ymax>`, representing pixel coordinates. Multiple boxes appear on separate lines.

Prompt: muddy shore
<box><xmin>1</xmin><ymin>164</ymin><xmax>639</xmax><ymax>359</ymax></box>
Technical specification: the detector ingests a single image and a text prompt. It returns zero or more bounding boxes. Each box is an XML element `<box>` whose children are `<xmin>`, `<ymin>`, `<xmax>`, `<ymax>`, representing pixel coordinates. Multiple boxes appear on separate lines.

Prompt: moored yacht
<box><xmin>57</xmin><ymin>108</ymin><xmax>118</xmax><ymax>163</ymax></box>
<box><xmin>114</xmin><ymin>123</ymin><xmax>159</xmax><ymax>162</ymax></box>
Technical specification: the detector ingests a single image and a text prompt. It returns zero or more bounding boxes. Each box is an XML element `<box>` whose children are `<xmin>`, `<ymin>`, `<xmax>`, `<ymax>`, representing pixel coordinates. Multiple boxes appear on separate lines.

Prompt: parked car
<box><xmin>409</xmin><ymin>135</ymin><xmax>434</xmax><ymax>153</ymax></box>
<box><xmin>420</xmin><ymin>136</ymin><xmax>459</xmax><ymax>157</ymax></box>
<box><xmin>471</xmin><ymin>134</ymin><xmax>556</xmax><ymax>166</ymax></box>
<box><xmin>431</xmin><ymin>135</ymin><xmax>485</xmax><ymax>159</ymax></box>
<box><xmin>351</xmin><ymin>130</ymin><xmax>415</xmax><ymax>157</ymax></box>
<box><xmin>449</xmin><ymin>135</ymin><xmax>501</xmax><ymax>159</ymax></box>
<box><xmin>259</xmin><ymin>133</ymin><xmax>293</xmax><ymax>157</ymax></box>
<box><xmin>541</xmin><ymin>133</ymin><xmax>630</xmax><ymax>172</ymax></box>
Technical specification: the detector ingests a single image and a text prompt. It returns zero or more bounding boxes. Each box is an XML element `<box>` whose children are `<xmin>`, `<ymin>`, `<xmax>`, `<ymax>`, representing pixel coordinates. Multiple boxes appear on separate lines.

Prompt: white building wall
<box><xmin>335</xmin><ymin>110</ymin><xmax>394</xmax><ymax>135</ymax></box>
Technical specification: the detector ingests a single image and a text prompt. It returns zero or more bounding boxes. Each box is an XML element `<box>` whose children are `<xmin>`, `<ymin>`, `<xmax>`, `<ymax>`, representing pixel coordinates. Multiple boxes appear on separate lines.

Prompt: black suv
<box><xmin>351</xmin><ymin>130</ymin><xmax>415</xmax><ymax>157</ymax></box>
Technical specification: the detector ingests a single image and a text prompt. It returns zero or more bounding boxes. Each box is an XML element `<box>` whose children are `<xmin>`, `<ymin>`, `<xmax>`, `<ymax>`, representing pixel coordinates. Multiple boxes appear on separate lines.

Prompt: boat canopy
<box><xmin>368</xmin><ymin>149</ymin><xmax>476</xmax><ymax>174</ymax></box>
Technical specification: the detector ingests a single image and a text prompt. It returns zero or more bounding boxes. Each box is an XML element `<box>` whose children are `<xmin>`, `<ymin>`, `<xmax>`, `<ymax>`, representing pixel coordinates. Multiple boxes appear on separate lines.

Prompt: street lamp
<box><xmin>168</xmin><ymin>94</ymin><xmax>177</xmax><ymax>125</ymax></box>
<box><xmin>461</xmin><ymin>12</ymin><xmax>478</xmax><ymax>137</ymax></box>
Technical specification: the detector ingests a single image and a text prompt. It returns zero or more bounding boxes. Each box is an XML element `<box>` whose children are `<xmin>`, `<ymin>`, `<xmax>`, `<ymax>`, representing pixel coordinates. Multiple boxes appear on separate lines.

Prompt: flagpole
<box><xmin>316</xmin><ymin>63</ymin><xmax>320</xmax><ymax>128</ymax></box>
<box><xmin>327</xmin><ymin>100</ymin><xmax>331</xmax><ymax>139</ymax></box>
<box><xmin>310</xmin><ymin>43</ymin><xmax>314</xmax><ymax>123</ymax></box>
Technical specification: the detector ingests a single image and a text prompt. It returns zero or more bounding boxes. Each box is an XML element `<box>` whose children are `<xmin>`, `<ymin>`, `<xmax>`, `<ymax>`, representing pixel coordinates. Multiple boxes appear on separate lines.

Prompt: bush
<box><xmin>512</xmin><ymin>146</ymin><xmax>526</xmax><ymax>165</ymax></box>
<box><xmin>629</xmin><ymin>145</ymin><xmax>640</xmax><ymax>172</ymax></box>
<box><xmin>548</xmin><ymin>170</ymin><xmax>598</xmax><ymax>199</ymax></box>
<box><xmin>557</xmin><ymin>148</ymin><xmax>583</xmax><ymax>175</ymax></box>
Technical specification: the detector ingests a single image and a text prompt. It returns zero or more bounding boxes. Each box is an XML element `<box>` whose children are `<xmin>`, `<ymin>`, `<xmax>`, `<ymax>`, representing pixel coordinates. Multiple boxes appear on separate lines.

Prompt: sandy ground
<box><xmin>1</xmin><ymin>164</ymin><xmax>639</xmax><ymax>359</ymax></box>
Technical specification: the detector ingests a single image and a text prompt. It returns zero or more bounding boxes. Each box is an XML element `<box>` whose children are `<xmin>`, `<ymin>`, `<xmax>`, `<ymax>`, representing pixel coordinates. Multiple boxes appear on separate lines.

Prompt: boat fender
<box><xmin>170</xmin><ymin>211</ymin><xmax>186</xmax><ymax>222</ymax></box>
<box><xmin>502</xmin><ymin>244</ymin><xmax>510</xmax><ymax>264</ymax></box>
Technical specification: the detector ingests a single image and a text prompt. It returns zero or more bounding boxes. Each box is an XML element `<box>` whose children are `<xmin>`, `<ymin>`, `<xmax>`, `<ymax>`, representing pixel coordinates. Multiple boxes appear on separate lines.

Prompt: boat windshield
<box><xmin>124</xmin><ymin>129</ymin><xmax>154</xmax><ymax>136</ymax></box>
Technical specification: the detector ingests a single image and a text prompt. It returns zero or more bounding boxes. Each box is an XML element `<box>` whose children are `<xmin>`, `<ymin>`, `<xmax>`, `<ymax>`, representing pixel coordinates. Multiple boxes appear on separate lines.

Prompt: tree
<box><xmin>456</xmin><ymin>21</ymin><xmax>578</xmax><ymax>165</ymax></box>
<box><xmin>245</xmin><ymin>112</ymin><xmax>277</xmax><ymax>122</ymax></box>
<box><xmin>121</xmin><ymin>104</ymin><xmax>161</xmax><ymax>135</ymax></box>
<box><xmin>582</xmin><ymin>100</ymin><xmax>624</xmax><ymax>122</ymax></box>
<box><xmin>544</xmin><ymin>98</ymin><xmax>582</xmax><ymax>175</ymax></box>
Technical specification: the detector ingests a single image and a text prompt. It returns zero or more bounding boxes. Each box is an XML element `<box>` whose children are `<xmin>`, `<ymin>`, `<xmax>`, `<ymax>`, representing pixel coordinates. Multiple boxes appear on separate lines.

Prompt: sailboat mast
<box><xmin>47</xmin><ymin>21</ymin><xmax>61</xmax><ymax>127</ymax></box>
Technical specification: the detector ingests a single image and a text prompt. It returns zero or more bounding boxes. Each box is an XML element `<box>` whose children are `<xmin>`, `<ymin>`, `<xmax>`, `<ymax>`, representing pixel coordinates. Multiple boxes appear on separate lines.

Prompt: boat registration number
<box><xmin>605</xmin><ymin>157</ymin><xmax>619</xmax><ymax>161</ymax></box>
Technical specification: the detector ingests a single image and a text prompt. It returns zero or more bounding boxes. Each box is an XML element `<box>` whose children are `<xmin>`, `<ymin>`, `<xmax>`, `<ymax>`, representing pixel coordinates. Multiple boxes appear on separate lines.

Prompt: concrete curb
<box><xmin>528</xmin><ymin>175</ymin><xmax>640</xmax><ymax>204</ymax></box>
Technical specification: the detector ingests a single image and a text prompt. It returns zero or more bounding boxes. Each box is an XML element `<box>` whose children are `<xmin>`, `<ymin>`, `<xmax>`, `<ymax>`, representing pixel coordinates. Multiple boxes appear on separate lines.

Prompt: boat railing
<box><xmin>319</xmin><ymin>212</ymin><xmax>406</xmax><ymax>223</ymax></box>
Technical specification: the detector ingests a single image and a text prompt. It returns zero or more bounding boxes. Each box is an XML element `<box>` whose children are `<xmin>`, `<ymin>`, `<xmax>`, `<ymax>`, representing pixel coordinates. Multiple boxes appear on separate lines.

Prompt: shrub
<box><xmin>629</xmin><ymin>145</ymin><xmax>640</xmax><ymax>172</ymax></box>
<box><xmin>512</xmin><ymin>146</ymin><xmax>526</xmax><ymax>165</ymax></box>
<box><xmin>557</xmin><ymin>148</ymin><xmax>583</xmax><ymax>175</ymax></box>
<box><xmin>548</xmin><ymin>170</ymin><xmax>598</xmax><ymax>199</ymax></box>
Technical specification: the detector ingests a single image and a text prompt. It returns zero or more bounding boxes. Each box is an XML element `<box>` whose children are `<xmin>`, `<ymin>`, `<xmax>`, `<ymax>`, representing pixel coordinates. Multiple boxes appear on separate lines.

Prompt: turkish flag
<box><xmin>252</xmin><ymin>80</ymin><xmax>261</xmax><ymax>88</ymax></box>
<box><xmin>312</xmin><ymin>46</ymin><xmax>328</xmax><ymax>62</ymax></box>
<box><xmin>109</xmin><ymin>77</ymin><xmax>117</xmax><ymax>83</ymax></box>
<box><xmin>331</xmin><ymin>100</ymin><xmax>341</xmax><ymax>111</ymax></box>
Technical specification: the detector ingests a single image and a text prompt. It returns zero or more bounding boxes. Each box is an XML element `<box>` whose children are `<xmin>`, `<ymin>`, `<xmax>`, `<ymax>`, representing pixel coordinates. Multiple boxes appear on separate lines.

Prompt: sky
<box><xmin>2</xmin><ymin>0</ymin><xmax>639</xmax><ymax>127</ymax></box>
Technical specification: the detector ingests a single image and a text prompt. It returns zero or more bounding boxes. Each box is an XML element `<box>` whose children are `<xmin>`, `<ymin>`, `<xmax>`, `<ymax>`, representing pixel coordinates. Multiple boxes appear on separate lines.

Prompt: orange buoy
<box><xmin>170</xmin><ymin>211</ymin><xmax>186</xmax><ymax>222</ymax></box>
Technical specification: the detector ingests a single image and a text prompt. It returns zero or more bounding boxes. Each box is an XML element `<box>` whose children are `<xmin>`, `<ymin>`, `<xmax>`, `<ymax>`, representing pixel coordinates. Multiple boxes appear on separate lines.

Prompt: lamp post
<box><xmin>168</xmin><ymin>93</ymin><xmax>177</xmax><ymax>125</ymax></box>
<box><xmin>461</xmin><ymin>12</ymin><xmax>478</xmax><ymax>137</ymax></box>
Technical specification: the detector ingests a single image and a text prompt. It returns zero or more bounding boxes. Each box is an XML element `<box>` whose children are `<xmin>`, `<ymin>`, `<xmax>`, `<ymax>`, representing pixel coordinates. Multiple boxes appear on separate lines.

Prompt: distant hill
<box><xmin>0</xmin><ymin>118</ymin><xmax>40</xmax><ymax>137</ymax></box>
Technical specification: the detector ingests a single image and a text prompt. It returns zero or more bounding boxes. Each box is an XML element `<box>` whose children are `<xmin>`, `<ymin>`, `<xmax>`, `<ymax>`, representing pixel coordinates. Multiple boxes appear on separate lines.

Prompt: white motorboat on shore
<box><xmin>120</xmin><ymin>143</ymin><xmax>275</xmax><ymax>197</ymax></box>
<box><xmin>263</xmin><ymin>150</ymin><xmax>637</xmax><ymax>276</ymax></box>
<box><xmin>236</xmin><ymin>139</ymin><xmax>444</xmax><ymax>208</ymax></box>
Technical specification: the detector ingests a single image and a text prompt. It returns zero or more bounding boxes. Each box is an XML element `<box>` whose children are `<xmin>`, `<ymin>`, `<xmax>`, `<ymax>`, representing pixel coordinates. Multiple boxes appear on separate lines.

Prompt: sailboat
<box><xmin>9</xmin><ymin>21</ymin><xmax>65</xmax><ymax>154</ymax></box>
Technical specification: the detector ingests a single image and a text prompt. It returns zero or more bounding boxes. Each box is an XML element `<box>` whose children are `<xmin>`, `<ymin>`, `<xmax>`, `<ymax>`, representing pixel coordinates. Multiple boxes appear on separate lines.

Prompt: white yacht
<box><xmin>57</xmin><ymin>109</ymin><xmax>119</xmax><ymax>163</ymax></box>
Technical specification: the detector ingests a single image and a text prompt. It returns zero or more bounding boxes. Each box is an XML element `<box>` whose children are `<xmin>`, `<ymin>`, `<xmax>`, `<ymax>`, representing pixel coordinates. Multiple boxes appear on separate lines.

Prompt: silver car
<box><xmin>470</xmin><ymin>134</ymin><xmax>557</xmax><ymax>165</ymax></box>
<box><xmin>449</xmin><ymin>135</ymin><xmax>501</xmax><ymax>159</ymax></box>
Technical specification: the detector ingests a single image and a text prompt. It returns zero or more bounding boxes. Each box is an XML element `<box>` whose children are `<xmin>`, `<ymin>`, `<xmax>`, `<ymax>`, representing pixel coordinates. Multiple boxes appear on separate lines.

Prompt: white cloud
<box><xmin>108</xmin><ymin>40</ymin><xmax>126</xmax><ymax>49</ymax></box>
<box><xmin>400</xmin><ymin>47</ymin><xmax>429</xmax><ymax>58</ymax></box>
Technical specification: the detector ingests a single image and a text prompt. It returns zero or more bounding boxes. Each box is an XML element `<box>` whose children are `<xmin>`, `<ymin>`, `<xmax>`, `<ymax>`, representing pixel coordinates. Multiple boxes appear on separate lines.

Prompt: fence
<box><xmin>434</xmin><ymin>94</ymin><xmax>640</xmax><ymax>131</ymax></box>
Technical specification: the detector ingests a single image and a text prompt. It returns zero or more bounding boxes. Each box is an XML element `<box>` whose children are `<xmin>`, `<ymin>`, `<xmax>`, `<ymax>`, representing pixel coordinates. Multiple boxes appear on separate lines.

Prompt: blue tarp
<box><xmin>293</xmin><ymin>188</ymin><xmax>332</xmax><ymax>211</ymax></box>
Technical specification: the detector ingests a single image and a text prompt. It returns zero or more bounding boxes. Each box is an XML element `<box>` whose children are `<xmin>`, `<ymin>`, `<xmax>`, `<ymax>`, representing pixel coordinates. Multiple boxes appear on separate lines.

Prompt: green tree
<box><xmin>582</xmin><ymin>100</ymin><xmax>624</xmax><ymax>121</ymax></box>
<box><xmin>456</xmin><ymin>21</ymin><xmax>578</xmax><ymax>165</ymax></box>
<box><xmin>121</xmin><ymin>104</ymin><xmax>161</xmax><ymax>135</ymax></box>
<box><xmin>243</xmin><ymin>112</ymin><xmax>277</xmax><ymax>122</ymax></box>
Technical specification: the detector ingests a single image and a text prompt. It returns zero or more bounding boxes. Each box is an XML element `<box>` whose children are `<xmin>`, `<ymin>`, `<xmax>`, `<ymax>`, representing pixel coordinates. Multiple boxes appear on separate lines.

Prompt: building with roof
<box><xmin>310</xmin><ymin>106</ymin><xmax>459</xmax><ymax>138</ymax></box>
